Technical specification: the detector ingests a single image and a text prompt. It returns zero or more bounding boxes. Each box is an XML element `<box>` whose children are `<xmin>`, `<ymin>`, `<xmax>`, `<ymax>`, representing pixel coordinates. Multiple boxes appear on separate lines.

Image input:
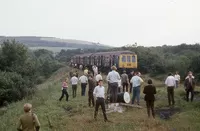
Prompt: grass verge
<box><xmin>1</xmin><ymin>68</ymin><xmax>200</xmax><ymax>131</ymax></box>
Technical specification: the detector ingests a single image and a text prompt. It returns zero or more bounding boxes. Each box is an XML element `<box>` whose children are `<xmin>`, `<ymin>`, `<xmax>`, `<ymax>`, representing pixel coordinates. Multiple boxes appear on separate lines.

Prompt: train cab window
<box><xmin>122</xmin><ymin>55</ymin><xmax>126</xmax><ymax>62</ymax></box>
<box><xmin>127</xmin><ymin>56</ymin><xmax>131</xmax><ymax>62</ymax></box>
<box><xmin>132</xmin><ymin>56</ymin><xmax>135</xmax><ymax>62</ymax></box>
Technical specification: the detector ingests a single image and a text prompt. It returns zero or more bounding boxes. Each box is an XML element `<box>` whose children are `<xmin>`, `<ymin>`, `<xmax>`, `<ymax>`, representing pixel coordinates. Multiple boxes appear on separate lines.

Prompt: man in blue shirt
<box><xmin>130</xmin><ymin>72</ymin><xmax>144</xmax><ymax>105</ymax></box>
<box><xmin>106</xmin><ymin>66</ymin><xmax>121</xmax><ymax>103</ymax></box>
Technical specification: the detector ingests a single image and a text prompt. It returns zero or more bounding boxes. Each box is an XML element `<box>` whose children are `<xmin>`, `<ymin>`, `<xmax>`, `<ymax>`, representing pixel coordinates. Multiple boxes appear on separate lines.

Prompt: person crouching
<box><xmin>93</xmin><ymin>80</ymin><xmax>108</xmax><ymax>122</ymax></box>
<box><xmin>17</xmin><ymin>103</ymin><xmax>40</xmax><ymax>131</ymax></box>
<box><xmin>143</xmin><ymin>79</ymin><xmax>156</xmax><ymax>118</ymax></box>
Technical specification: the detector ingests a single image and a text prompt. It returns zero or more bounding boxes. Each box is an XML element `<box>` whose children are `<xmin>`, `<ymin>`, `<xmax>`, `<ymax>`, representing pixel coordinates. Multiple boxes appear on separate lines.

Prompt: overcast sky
<box><xmin>0</xmin><ymin>0</ymin><xmax>200</xmax><ymax>47</ymax></box>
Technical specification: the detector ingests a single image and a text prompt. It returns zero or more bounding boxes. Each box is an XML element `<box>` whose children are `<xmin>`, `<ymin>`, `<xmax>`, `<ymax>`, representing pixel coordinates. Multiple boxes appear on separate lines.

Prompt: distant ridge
<box><xmin>0</xmin><ymin>36</ymin><xmax>111</xmax><ymax>49</ymax></box>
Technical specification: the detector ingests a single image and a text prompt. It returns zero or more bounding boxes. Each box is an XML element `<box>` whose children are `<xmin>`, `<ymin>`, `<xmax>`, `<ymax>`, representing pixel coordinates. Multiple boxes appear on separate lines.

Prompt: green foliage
<box><xmin>0</xmin><ymin>71</ymin><xmax>25</xmax><ymax>104</ymax></box>
<box><xmin>0</xmin><ymin>40</ymin><xmax>63</xmax><ymax>106</ymax></box>
<box><xmin>190</xmin><ymin>55</ymin><xmax>200</xmax><ymax>81</ymax></box>
<box><xmin>122</xmin><ymin>44</ymin><xmax>200</xmax><ymax>81</ymax></box>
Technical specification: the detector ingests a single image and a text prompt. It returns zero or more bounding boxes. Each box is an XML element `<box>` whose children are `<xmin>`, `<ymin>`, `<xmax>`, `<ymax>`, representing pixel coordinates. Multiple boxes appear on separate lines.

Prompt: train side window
<box><xmin>122</xmin><ymin>55</ymin><xmax>126</xmax><ymax>62</ymax></box>
<box><xmin>132</xmin><ymin>56</ymin><xmax>135</xmax><ymax>62</ymax></box>
<box><xmin>127</xmin><ymin>56</ymin><xmax>131</xmax><ymax>62</ymax></box>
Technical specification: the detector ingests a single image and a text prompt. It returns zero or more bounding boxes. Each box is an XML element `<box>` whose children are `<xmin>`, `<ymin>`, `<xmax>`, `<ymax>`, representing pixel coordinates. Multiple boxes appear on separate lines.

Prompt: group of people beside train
<box><xmin>17</xmin><ymin>65</ymin><xmax>196</xmax><ymax>130</ymax></box>
<box><xmin>62</xmin><ymin>66</ymin><xmax>196</xmax><ymax>119</ymax></box>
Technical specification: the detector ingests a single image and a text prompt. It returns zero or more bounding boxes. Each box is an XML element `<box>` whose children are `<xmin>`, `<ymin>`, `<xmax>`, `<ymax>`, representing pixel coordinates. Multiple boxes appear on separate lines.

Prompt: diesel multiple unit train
<box><xmin>71</xmin><ymin>51</ymin><xmax>137</xmax><ymax>72</ymax></box>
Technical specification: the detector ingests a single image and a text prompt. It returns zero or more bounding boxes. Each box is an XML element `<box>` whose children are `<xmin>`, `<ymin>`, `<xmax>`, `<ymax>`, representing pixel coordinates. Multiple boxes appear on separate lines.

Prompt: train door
<box><xmin>91</xmin><ymin>56</ymin><xmax>94</xmax><ymax>65</ymax></box>
<box><xmin>131</xmin><ymin>55</ymin><xmax>137</xmax><ymax>68</ymax></box>
<box><xmin>94</xmin><ymin>56</ymin><xmax>97</xmax><ymax>65</ymax></box>
<box><xmin>112</xmin><ymin>55</ymin><xmax>119</xmax><ymax>67</ymax></box>
<box><xmin>115</xmin><ymin>56</ymin><xmax>119</xmax><ymax>67</ymax></box>
<box><xmin>101</xmin><ymin>55</ymin><xmax>103</xmax><ymax>66</ymax></box>
<box><xmin>119</xmin><ymin>55</ymin><xmax>126</xmax><ymax>68</ymax></box>
<box><xmin>89</xmin><ymin>56</ymin><xmax>91</xmax><ymax>66</ymax></box>
<box><xmin>109</xmin><ymin>55</ymin><xmax>113</xmax><ymax>66</ymax></box>
<box><xmin>112</xmin><ymin>55</ymin><xmax>115</xmax><ymax>66</ymax></box>
<box><xmin>97</xmin><ymin>56</ymin><xmax>100</xmax><ymax>66</ymax></box>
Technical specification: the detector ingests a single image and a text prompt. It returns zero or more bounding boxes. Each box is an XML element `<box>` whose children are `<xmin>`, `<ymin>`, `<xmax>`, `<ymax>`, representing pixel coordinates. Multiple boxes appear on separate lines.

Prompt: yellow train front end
<box><xmin>118</xmin><ymin>54</ymin><xmax>137</xmax><ymax>70</ymax></box>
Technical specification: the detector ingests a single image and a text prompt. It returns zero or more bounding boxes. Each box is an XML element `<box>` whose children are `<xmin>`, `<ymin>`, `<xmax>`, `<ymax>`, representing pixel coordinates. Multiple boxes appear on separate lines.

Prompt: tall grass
<box><xmin>1</xmin><ymin>68</ymin><xmax>200</xmax><ymax>131</ymax></box>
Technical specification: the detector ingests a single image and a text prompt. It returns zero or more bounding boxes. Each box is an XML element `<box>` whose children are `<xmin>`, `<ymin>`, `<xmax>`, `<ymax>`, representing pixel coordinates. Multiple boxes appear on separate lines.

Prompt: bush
<box><xmin>0</xmin><ymin>71</ymin><xmax>25</xmax><ymax>105</ymax></box>
<box><xmin>0</xmin><ymin>40</ymin><xmax>63</xmax><ymax>106</ymax></box>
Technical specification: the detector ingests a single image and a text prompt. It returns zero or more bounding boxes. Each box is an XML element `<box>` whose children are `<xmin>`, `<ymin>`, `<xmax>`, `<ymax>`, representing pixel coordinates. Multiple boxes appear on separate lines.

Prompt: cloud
<box><xmin>0</xmin><ymin>0</ymin><xmax>200</xmax><ymax>47</ymax></box>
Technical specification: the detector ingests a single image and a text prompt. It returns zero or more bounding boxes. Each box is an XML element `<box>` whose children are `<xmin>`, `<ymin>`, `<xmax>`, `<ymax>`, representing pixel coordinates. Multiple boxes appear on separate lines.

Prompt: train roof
<box><xmin>73</xmin><ymin>53</ymin><xmax>93</xmax><ymax>58</ymax></box>
<box><xmin>73</xmin><ymin>50</ymin><xmax>135</xmax><ymax>57</ymax></box>
<box><xmin>91</xmin><ymin>50</ymin><xmax>135</xmax><ymax>56</ymax></box>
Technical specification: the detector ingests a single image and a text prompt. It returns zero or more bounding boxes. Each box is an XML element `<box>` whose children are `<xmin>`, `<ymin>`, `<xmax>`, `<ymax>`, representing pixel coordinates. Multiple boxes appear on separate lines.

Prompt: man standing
<box><xmin>130</xmin><ymin>72</ymin><xmax>144</xmax><ymax>105</ymax></box>
<box><xmin>88</xmin><ymin>74</ymin><xmax>96</xmax><ymax>107</ymax></box>
<box><xmin>143</xmin><ymin>79</ymin><xmax>156</xmax><ymax>118</ymax></box>
<box><xmin>106</xmin><ymin>66</ymin><xmax>121</xmax><ymax>103</ymax></box>
<box><xmin>70</xmin><ymin>73</ymin><xmax>78</xmax><ymax>98</ymax></box>
<box><xmin>174</xmin><ymin>71</ymin><xmax>180</xmax><ymax>88</ymax></box>
<box><xmin>79</xmin><ymin>65</ymin><xmax>83</xmax><ymax>70</ymax></box>
<box><xmin>93</xmin><ymin>80</ymin><xmax>108</xmax><ymax>122</ymax></box>
<box><xmin>121</xmin><ymin>70</ymin><xmax>129</xmax><ymax>92</ymax></box>
<box><xmin>79</xmin><ymin>73</ymin><xmax>88</xmax><ymax>96</ymax></box>
<box><xmin>93</xmin><ymin>65</ymin><xmax>98</xmax><ymax>77</ymax></box>
<box><xmin>17</xmin><ymin>103</ymin><xmax>40</xmax><ymax>131</ymax></box>
<box><xmin>84</xmin><ymin>67</ymin><xmax>89</xmax><ymax>75</ymax></box>
<box><xmin>75</xmin><ymin>70</ymin><xmax>79</xmax><ymax>78</ymax></box>
<box><xmin>95</xmin><ymin>72</ymin><xmax>103</xmax><ymax>85</ymax></box>
<box><xmin>184</xmin><ymin>71</ymin><xmax>195</xmax><ymax>102</ymax></box>
<box><xmin>165</xmin><ymin>73</ymin><xmax>176</xmax><ymax>106</ymax></box>
<box><xmin>128</xmin><ymin>71</ymin><xmax>134</xmax><ymax>93</ymax></box>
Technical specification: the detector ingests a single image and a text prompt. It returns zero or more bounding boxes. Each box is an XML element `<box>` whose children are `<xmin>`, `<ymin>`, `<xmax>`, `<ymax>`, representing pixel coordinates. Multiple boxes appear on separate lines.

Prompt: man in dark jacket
<box><xmin>121</xmin><ymin>70</ymin><xmax>129</xmax><ymax>92</ymax></box>
<box><xmin>88</xmin><ymin>74</ymin><xmax>96</xmax><ymax>107</ymax></box>
<box><xmin>128</xmin><ymin>71</ymin><xmax>134</xmax><ymax>93</ymax></box>
<box><xmin>143</xmin><ymin>79</ymin><xmax>156</xmax><ymax>118</ymax></box>
<box><xmin>184</xmin><ymin>72</ymin><xmax>195</xmax><ymax>102</ymax></box>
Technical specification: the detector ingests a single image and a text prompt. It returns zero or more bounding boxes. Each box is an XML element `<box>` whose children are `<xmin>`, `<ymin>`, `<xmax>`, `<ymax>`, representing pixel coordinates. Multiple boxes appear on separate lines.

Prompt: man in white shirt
<box><xmin>174</xmin><ymin>71</ymin><xmax>180</xmax><ymax>88</ymax></box>
<box><xmin>95</xmin><ymin>72</ymin><xmax>103</xmax><ymax>85</ymax></box>
<box><xmin>84</xmin><ymin>67</ymin><xmax>89</xmax><ymax>75</ymax></box>
<box><xmin>79</xmin><ymin>65</ymin><xmax>83</xmax><ymax>70</ymax></box>
<box><xmin>130</xmin><ymin>72</ymin><xmax>144</xmax><ymax>105</ymax></box>
<box><xmin>106</xmin><ymin>66</ymin><xmax>121</xmax><ymax>103</ymax></box>
<box><xmin>165</xmin><ymin>73</ymin><xmax>176</xmax><ymax>106</ymax></box>
<box><xmin>70</xmin><ymin>73</ymin><xmax>78</xmax><ymax>98</ymax></box>
<box><xmin>93</xmin><ymin>80</ymin><xmax>108</xmax><ymax>122</ymax></box>
<box><xmin>93</xmin><ymin>65</ymin><xmax>98</xmax><ymax>77</ymax></box>
<box><xmin>79</xmin><ymin>74</ymin><xmax>88</xmax><ymax>96</ymax></box>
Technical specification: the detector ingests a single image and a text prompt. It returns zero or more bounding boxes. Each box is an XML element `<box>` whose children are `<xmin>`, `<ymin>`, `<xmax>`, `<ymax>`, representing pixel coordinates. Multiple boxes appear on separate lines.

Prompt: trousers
<box><xmin>167</xmin><ymin>86</ymin><xmax>175</xmax><ymax>105</ymax></box>
<box><xmin>146</xmin><ymin>100</ymin><xmax>155</xmax><ymax>118</ymax></box>
<box><xmin>94</xmin><ymin>98</ymin><xmax>108</xmax><ymax>121</ymax></box>
<box><xmin>88</xmin><ymin>91</ymin><xmax>95</xmax><ymax>107</ymax></box>
<box><xmin>122</xmin><ymin>82</ymin><xmax>128</xmax><ymax>92</ymax></box>
<box><xmin>59</xmin><ymin>89</ymin><xmax>69</xmax><ymax>101</ymax></box>
<box><xmin>110</xmin><ymin>82</ymin><xmax>118</xmax><ymax>103</ymax></box>
<box><xmin>186</xmin><ymin>88</ymin><xmax>194</xmax><ymax>102</ymax></box>
<box><xmin>81</xmin><ymin>83</ymin><xmax>87</xmax><ymax>96</ymax></box>
<box><xmin>72</xmin><ymin>85</ymin><xmax>77</xmax><ymax>98</ymax></box>
<box><xmin>132</xmin><ymin>86</ymin><xmax>140</xmax><ymax>104</ymax></box>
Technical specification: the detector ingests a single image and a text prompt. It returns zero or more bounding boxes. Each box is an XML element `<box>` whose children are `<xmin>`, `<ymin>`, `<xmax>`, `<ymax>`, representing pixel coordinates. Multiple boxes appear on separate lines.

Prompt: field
<box><xmin>1</xmin><ymin>67</ymin><xmax>200</xmax><ymax>131</ymax></box>
<box><xmin>29</xmin><ymin>47</ymin><xmax>76</xmax><ymax>53</ymax></box>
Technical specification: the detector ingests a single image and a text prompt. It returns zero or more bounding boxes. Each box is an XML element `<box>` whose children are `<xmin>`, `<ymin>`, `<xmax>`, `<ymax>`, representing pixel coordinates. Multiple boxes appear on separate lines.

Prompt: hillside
<box><xmin>1</xmin><ymin>66</ymin><xmax>200</xmax><ymax>131</ymax></box>
<box><xmin>0</xmin><ymin>36</ymin><xmax>110</xmax><ymax>49</ymax></box>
